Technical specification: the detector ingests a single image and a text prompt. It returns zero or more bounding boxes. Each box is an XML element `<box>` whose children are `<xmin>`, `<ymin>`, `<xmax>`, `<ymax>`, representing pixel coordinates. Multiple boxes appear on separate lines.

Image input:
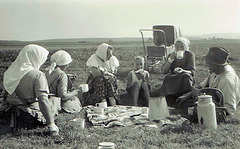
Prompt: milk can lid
<box><xmin>99</xmin><ymin>142</ymin><xmax>115</xmax><ymax>147</ymax></box>
<box><xmin>198</xmin><ymin>94</ymin><xmax>212</xmax><ymax>99</ymax></box>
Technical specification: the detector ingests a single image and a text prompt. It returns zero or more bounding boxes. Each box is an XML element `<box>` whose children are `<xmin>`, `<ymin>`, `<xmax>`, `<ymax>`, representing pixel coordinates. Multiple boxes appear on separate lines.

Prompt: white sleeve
<box><xmin>109</xmin><ymin>56</ymin><xmax>120</xmax><ymax>68</ymax></box>
<box><xmin>86</xmin><ymin>54</ymin><xmax>99</xmax><ymax>68</ymax></box>
<box><xmin>218</xmin><ymin>77</ymin><xmax>237</xmax><ymax>116</ymax></box>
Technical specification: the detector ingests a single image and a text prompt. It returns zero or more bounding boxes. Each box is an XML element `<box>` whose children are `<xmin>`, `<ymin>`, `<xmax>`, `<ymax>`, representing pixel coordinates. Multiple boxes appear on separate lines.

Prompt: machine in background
<box><xmin>139</xmin><ymin>25</ymin><xmax>182</xmax><ymax>73</ymax></box>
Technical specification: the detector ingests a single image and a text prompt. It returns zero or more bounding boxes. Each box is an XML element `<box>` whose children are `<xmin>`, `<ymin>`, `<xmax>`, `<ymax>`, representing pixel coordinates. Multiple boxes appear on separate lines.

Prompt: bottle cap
<box><xmin>198</xmin><ymin>94</ymin><xmax>212</xmax><ymax>99</ymax></box>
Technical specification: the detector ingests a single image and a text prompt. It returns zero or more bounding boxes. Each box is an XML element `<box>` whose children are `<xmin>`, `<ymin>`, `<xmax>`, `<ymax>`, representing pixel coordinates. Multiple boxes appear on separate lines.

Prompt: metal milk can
<box><xmin>197</xmin><ymin>94</ymin><xmax>217</xmax><ymax>129</ymax></box>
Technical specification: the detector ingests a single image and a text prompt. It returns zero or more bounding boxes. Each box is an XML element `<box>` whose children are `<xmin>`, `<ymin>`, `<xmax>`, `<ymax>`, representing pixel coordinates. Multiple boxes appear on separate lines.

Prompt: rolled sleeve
<box><xmin>56</xmin><ymin>73</ymin><xmax>68</xmax><ymax>98</ymax></box>
<box><xmin>35</xmin><ymin>72</ymin><xmax>49</xmax><ymax>98</ymax></box>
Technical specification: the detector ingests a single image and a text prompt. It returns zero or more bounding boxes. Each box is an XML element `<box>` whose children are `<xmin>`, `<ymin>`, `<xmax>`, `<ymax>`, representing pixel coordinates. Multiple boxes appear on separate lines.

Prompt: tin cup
<box><xmin>176</xmin><ymin>50</ymin><xmax>184</xmax><ymax>59</ymax></box>
<box><xmin>96</xmin><ymin>101</ymin><xmax>108</xmax><ymax>108</ymax></box>
<box><xmin>79</xmin><ymin>84</ymin><xmax>89</xmax><ymax>93</ymax></box>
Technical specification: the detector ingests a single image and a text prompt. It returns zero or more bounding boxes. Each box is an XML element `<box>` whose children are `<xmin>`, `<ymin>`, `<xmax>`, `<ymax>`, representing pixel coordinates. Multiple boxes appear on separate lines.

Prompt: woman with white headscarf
<box><xmin>151</xmin><ymin>37</ymin><xmax>195</xmax><ymax>107</ymax></box>
<box><xmin>46</xmin><ymin>50</ymin><xmax>82</xmax><ymax>113</ymax></box>
<box><xmin>84</xmin><ymin>43</ymin><xmax>119</xmax><ymax>106</ymax></box>
<box><xmin>2</xmin><ymin>44</ymin><xmax>59</xmax><ymax>134</ymax></box>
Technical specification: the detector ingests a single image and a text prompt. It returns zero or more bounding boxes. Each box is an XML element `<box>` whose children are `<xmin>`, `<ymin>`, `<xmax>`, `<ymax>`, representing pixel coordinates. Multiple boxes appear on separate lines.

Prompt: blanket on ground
<box><xmin>85</xmin><ymin>105</ymin><xmax>189</xmax><ymax>128</ymax></box>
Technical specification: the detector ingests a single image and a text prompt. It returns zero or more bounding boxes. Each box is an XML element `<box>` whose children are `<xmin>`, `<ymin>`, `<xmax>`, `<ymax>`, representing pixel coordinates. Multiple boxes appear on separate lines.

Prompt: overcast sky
<box><xmin>0</xmin><ymin>0</ymin><xmax>239</xmax><ymax>41</ymax></box>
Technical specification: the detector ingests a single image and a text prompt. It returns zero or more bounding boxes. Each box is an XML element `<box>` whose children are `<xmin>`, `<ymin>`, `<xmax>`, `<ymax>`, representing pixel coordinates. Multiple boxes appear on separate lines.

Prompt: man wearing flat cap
<box><xmin>199</xmin><ymin>47</ymin><xmax>240</xmax><ymax>116</ymax></box>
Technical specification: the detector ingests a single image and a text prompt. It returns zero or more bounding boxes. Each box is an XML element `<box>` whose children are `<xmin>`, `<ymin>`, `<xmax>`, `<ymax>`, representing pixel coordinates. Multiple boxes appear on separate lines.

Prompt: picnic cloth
<box><xmin>85</xmin><ymin>105</ymin><xmax>189</xmax><ymax>128</ymax></box>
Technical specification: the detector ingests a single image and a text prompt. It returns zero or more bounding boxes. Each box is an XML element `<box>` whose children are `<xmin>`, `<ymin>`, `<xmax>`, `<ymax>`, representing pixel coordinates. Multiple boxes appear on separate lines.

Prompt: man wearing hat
<box><xmin>199</xmin><ymin>47</ymin><xmax>240</xmax><ymax>116</ymax></box>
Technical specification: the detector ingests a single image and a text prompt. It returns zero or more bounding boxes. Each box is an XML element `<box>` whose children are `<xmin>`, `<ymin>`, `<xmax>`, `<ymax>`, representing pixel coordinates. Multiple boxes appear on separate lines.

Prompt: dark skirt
<box><xmin>0</xmin><ymin>105</ymin><xmax>45</xmax><ymax>130</ymax></box>
<box><xmin>0</xmin><ymin>96</ymin><xmax>60</xmax><ymax>130</ymax></box>
<box><xmin>151</xmin><ymin>72</ymin><xmax>194</xmax><ymax>107</ymax></box>
<box><xmin>83</xmin><ymin>73</ymin><xmax>118</xmax><ymax>105</ymax></box>
<box><xmin>161</xmin><ymin>72</ymin><xmax>193</xmax><ymax>96</ymax></box>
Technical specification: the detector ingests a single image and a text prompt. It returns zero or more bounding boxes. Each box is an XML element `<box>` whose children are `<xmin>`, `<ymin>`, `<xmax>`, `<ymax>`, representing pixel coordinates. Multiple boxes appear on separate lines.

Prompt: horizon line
<box><xmin>1</xmin><ymin>32</ymin><xmax>240</xmax><ymax>42</ymax></box>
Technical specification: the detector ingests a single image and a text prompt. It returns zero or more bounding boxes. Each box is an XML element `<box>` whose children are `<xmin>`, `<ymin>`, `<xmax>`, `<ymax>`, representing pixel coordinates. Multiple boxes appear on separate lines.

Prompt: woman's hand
<box><xmin>191</xmin><ymin>86</ymin><xmax>201</xmax><ymax>98</ymax></box>
<box><xmin>174</xmin><ymin>67</ymin><xmax>183</xmax><ymax>73</ymax></box>
<box><xmin>103</xmin><ymin>71</ymin><xmax>114</xmax><ymax>76</ymax></box>
<box><xmin>77</xmin><ymin>87</ymin><xmax>83</xmax><ymax>93</ymax></box>
<box><xmin>61</xmin><ymin>89</ymin><xmax>80</xmax><ymax>101</ymax></box>
<box><xmin>47</xmin><ymin>123</ymin><xmax>59</xmax><ymax>136</ymax></box>
<box><xmin>169</xmin><ymin>52</ymin><xmax>176</xmax><ymax>61</ymax></box>
<box><xmin>174</xmin><ymin>67</ymin><xmax>192</xmax><ymax>75</ymax></box>
<box><xmin>110</xmin><ymin>67</ymin><xmax>117</xmax><ymax>74</ymax></box>
<box><xmin>98</xmin><ymin>67</ymin><xmax>107</xmax><ymax>72</ymax></box>
<box><xmin>73</xmin><ymin>89</ymin><xmax>80</xmax><ymax>95</ymax></box>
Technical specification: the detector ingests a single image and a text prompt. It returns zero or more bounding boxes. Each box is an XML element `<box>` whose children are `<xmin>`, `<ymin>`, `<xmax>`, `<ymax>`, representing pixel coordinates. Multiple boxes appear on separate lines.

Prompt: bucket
<box><xmin>197</xmin><ymin>94</ymin><xmax>217</xmax><ymax>129</ymax></box>
<box><xmin>148</xmin><ymin>97</ymin><xmax>170</xmax><ymax>119</ymax></box>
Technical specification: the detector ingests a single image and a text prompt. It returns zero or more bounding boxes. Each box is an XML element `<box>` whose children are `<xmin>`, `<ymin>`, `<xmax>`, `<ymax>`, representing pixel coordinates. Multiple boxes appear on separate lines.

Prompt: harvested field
<box><xmin>0</xmin><ymin>38</ymin><xmax>240</xmax><ymax>149</ymax></box>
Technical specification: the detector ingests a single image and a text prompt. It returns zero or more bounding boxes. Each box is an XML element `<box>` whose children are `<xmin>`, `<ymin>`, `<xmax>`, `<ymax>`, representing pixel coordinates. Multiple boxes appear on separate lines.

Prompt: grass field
<box><xmin>0</xmin><ymin>38</ymin><xmax>240</xmax><ymax>149</ymax></box>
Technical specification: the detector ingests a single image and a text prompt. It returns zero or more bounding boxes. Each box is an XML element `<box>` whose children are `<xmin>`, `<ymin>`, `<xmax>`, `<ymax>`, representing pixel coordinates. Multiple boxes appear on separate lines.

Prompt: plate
<box><xmin>99</xmin><ymin>142</ymin><xmax>115</xmax><ymax>147</ymax></box>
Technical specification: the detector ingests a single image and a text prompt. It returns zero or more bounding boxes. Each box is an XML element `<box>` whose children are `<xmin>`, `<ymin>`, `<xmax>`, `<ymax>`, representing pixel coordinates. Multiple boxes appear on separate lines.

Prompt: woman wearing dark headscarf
<box><xmin>84</xmin><ymin>43</ymin><xmax>119</xmax><ymax>106</ymax></box>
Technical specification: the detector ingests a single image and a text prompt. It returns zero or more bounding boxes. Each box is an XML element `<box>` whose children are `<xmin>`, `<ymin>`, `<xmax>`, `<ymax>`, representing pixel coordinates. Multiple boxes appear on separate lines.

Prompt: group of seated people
<box><xmin>0</xmin><ymin>37</ymin><xmax>239</xmax><ymax>135</ymax></box>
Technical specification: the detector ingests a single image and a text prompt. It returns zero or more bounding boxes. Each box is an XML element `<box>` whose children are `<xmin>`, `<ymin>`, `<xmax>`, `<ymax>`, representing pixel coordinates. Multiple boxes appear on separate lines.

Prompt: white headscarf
<box><xmin>3</xmin><ymin>44</ymin><xmax>49</xmax><ymax>94</ymax></box>
<box><xmin>45</xmin><ymin>50</ymin><xmax>72</xmax><ymax>75</ymax></box>
<box><xmin>86</xmin><ymin>43</ymin><xmax>119</xmax><ymax>72</ymax></box>
<box><xmin>174</xmin><ymin>37</ymin><xmax>190</xmax><ymax>51</ymax></box>
<box><xmin>95</xmin><ymin>43</ymin><xmax>109</xmax><ymax>61</ymax></box>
